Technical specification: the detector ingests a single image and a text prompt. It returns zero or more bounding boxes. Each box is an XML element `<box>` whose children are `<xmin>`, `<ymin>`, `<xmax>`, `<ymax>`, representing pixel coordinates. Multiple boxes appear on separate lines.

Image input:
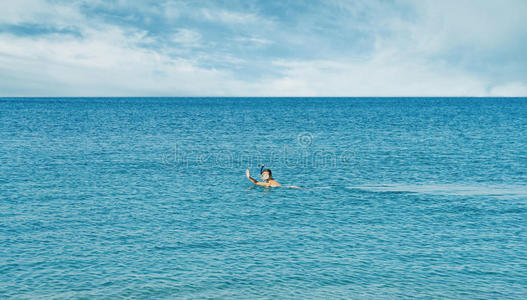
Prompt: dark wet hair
<box><xmin>261</xmin><ymin>169</ymin><xmax>272</xmax><ymax>177</ymax></box>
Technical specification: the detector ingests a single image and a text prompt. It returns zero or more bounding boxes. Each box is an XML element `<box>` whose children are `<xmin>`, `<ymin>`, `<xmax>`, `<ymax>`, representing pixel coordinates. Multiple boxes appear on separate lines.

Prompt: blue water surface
<box><xmin>1</xmin><ymin>97</ymin><xmax>526</xmax><ymax>298</ymax></box>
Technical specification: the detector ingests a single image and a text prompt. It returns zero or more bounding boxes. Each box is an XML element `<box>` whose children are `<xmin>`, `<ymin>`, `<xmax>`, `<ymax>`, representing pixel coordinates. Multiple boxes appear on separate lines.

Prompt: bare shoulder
<box><xmin>269</xmin><ymin>180</ymin><xmax>282</xmax><ymax>187</ymax></box>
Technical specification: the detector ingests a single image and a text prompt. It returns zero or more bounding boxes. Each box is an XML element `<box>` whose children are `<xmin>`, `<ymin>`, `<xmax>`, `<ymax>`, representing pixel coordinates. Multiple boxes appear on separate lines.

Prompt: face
<box><xmin>261</xmin><ymin>171</ymin><xmax>270</xmax><ymax>180</ymax></box>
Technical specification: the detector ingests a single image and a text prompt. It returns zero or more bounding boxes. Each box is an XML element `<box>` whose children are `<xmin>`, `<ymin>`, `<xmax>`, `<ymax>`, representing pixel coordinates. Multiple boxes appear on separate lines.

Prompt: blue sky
<box><xmin>1</xmin><ymin>0</ymin><xmax>526</xmax><ymax>96</ymax></box>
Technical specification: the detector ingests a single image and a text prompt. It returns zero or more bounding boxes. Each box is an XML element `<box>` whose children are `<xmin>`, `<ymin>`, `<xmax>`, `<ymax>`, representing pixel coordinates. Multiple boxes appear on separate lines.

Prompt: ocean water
<box><xmin>1</xmin><ymin>97</ymin><xmax>526</xmax><ymax>299</ymax></box>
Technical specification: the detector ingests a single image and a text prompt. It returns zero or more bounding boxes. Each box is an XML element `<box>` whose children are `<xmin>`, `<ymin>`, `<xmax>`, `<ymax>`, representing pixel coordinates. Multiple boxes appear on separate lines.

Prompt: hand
<box><xmin>245</xmin><ymin>169</ymin><xmax>251</xmax><ymax>179</ymax></box>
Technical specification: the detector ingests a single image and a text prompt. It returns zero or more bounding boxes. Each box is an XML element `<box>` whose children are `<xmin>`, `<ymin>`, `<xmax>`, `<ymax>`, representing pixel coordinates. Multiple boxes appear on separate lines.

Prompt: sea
<box><xmin>1</xmin><ymin>97</ymin><xmax>526</xmax><ymax>299</ymax></box>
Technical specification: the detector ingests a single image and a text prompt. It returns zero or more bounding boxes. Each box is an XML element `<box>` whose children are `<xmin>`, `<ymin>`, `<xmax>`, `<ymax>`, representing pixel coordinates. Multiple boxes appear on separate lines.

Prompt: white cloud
<box><xmin>233</xmin><ymin>36</ymin><xmax>273</xmax><ymax>47</ymax></box>
<box><xmin>200</xmin><ymin>8</ymin><xmax>259</xmax><ymax>24</ymax></box>
<box><xmin>0</xmin><ymin>26</ymin><xmax>246</xmax><ymax>96</ymax></box>
<box><xmin>1</xmin><ymin>22</ymin><xmax>523</xmax><ymax>97</ymax></box>
<box><xmin>161</xmin><ymin>2</ymin><xmax>269</xmax><ymax>26</ymax></box>
<box><xmin>171</xmin><ymin>29</ymin><xmax>202</xmax><ymax>48</ymax></box>
<box><xmin>489</xmin><ymin>82</ymin><xmax>527</xmax><ymax>97</ymax></box>
<box><xmin>0</xmin><ymin>0</ymin><xmax>525</xmax><ymax>96</ymax></box>
<box><xmin>405</xmin><ymin>0</ymin><xmax>527</xmax><ymax>51</ymax></box>
<box><xmin>0</xmin><ymin>0</ymin><xmax>261</xmax><ymax>96</ymax></box>
<box><xmin>261</xmin><ymin>56</ymin><xmax>489</xmax><ymax>97</ymax></box>
<box><xmin>0</xmin><ymin>0</ymin><xmax>83</xmax><ymax>26</ymax></box>
<box><xmin>365</xmin><ymin>0</ymin><xmax>527</xmax><ymax>65</ymax></box>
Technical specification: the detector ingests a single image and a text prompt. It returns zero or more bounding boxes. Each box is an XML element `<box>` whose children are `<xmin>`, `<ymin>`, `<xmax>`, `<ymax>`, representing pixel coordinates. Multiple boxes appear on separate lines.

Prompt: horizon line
<box><xmin>1</xmin><ymin>96</ymin><xmax>526</xmax><ymax>99</ymax></box>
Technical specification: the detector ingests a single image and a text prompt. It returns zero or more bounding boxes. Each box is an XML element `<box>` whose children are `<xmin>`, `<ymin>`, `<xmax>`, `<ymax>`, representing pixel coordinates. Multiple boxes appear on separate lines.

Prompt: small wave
<box><xmin>347</xmin><ymin>184</ymin><xmax>527</xmax><ymax>197</ymax></box>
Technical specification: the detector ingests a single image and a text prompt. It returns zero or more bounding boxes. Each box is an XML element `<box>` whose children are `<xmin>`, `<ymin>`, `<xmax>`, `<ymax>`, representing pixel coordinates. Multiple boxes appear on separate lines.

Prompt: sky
<box><xmin>0</xmin><ymin>0</ymin><xmax>526</xmax><ymax>97</ymax></box>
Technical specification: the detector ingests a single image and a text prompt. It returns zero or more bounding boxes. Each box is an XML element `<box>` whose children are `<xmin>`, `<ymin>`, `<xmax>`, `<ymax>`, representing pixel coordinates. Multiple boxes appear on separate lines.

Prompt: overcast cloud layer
<box><xmin>1</xmin><ymin>0</ymin><xmax>526</xmax><ymax>96</ymax></box>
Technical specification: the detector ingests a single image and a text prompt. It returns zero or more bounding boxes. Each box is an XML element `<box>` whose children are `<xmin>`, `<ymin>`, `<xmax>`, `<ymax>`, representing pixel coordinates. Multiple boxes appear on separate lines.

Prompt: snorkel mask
<box><xmin>259</xmin><ymin>164</ymin><xmax>271</xmax><ymax>180</ymax></box>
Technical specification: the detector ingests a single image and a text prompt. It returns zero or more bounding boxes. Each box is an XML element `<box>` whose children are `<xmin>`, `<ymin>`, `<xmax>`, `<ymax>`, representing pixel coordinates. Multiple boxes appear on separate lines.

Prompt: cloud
<box><xmin>405</xmin><ymin>0</ymin><xmax>527</xmax><ymax>51</ymax></box>
<box><xmin>0</xmin><ymin>0</ymin><xmax>525</xmax><ymax>96</ymax></box>
<box><xmin>489</xmin><ymin>82</ymin><xmax>527</xmax><ymax>97</ymax></box>
<box><xmin>0</xmin><ymin>0</ymin><xmax>83</xmax><ymax>27</ymax></box>
<box><xmin>261</xmin><ymin>57</ymin><xmax>488</xmax><ymax>97</ymax></box>
<box><xmin>171</xmin><ymin>29</ymin><xmax>202</xmax><ymax>48</ymax></box>
<box><xmin>199</xmin><ymin>8</ymin><xmax>260</xmax><ymax>24</ymax></box>
<box><xmin>233</xmin><ymin>36</ymin><xmax>273</xmax><ymax>48</ymax></box>
<box><xmin>0</xmin><ymin>29</ymin><xmax>251</xmax><ymax>96</ymax></box>
<box><xmin>372</xmin><ymin>0</ymin><xmax>527</xmax><ymax>79</ymax></box>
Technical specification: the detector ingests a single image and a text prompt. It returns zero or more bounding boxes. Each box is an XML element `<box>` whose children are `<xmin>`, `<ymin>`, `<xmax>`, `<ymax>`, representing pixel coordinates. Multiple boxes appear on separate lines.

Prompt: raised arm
<box><xmin>246</xmin><ymin>169</ymin><xmax>269</xmax><ymax>186</ymax></box>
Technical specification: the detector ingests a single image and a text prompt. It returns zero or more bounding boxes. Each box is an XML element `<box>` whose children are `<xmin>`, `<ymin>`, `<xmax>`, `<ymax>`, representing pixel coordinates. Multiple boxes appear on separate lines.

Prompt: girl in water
<box><xmin>245</xmin><ymin>167</ymin><xmax>282</xmax><ymax>187</ymax></box>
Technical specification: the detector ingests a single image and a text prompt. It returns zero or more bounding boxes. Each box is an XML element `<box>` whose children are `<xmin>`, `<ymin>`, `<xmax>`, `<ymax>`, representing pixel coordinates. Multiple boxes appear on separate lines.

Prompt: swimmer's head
<box><xmin>260</xmin><ymin>169</ymin><xmax>272</xmax><ymax>180</ymax></box>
